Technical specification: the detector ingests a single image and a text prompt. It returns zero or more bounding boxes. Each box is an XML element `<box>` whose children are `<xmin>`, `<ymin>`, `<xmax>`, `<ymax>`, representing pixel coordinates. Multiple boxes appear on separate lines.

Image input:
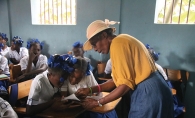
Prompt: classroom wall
<box><xmin>120</xmin><ymin>0</ymin><xmax>195</xmax><ymax>118</ymax></box>
<box><xmin>0</xmin><ymin>0</ymin><xmax>120</xmax><ymax>66</ymax></box>
<box><xmin>0</xmin><ymin>0</ymin><xmax>10</xmax><ymax>40</ymax></box>
<box><xmin>1</xmin><ymin>0</ymin><xmax>195</xmax><ymax>117</ymax></box>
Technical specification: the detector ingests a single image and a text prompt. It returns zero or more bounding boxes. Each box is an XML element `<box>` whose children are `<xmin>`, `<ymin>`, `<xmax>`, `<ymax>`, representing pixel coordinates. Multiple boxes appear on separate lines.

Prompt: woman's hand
<box><xmin>75</xmin><ymin>88</ymin><xmax>90</xmax><ymax>99</ymax></box>
<box><xmin>81</xmin><ymin>98</ymin><xmax>99</xmax><ymax>109</ymax></box>
<box><xmin>51</xmin><ymin>97</ymin><xmax>73</xmax><ymax>111</ymax></box>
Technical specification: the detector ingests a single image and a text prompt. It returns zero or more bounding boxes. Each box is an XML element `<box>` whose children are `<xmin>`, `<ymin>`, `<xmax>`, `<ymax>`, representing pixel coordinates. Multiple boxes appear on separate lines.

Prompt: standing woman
<box><xmin>75</xmin><ymin>19</ymin><xmax>174</xmax><ymax>118</ymax></box>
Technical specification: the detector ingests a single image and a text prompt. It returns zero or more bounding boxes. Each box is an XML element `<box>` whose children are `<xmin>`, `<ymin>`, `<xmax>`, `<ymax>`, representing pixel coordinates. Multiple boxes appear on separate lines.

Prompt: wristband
<box><xmin>97</xmin><ymin>84</ymin><xmax>101</xmax><ymax>93</ymax></box>
<box><xmin>89</xmin><ymin>87</ymin><xmax>92</xmax><ymax>96</ymax></box>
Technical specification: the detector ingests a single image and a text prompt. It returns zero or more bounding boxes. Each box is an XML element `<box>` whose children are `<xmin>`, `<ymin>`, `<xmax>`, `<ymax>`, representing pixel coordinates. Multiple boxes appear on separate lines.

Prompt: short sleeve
<box><xmin>39</xmin><ymin>55</ymin><xmax>48</xmax><ymax>66</ymax></box>
<box><xmin>9</xmin><ymin>50</ymin><xmax>14</xmax><ymax>58</ymax></box>
<box><xmin>21</xmin><ymin>48</ymin><xmax>29</xmax><ymax>58</ymax></box>
<box><xmin>27</xmin><ymin>79</ymin><xmax>41</xmax><ymax>105</ymax></box>
<box><xmin>104</xmin><ymin>59</ymin><xmax>112</xmax><ymax>74</ymax></box>
<box><xmin>0</xmin><ymin>56</ymin><xmax>8</xmax><ymax>71</ymax></box>
<box><xmin>19</xmin><ymin>57</ymin><xmax>28</xmax><ymax>71</ymax></box>
<box><xmin>110</xmin><ymin>34</ymin><xmax>156</xmax><ymax>90</ymax></box>
<box><xmin>86</xmin><ymin>71</ymin><xmax>98</xmax><ymax>87</ymax></box>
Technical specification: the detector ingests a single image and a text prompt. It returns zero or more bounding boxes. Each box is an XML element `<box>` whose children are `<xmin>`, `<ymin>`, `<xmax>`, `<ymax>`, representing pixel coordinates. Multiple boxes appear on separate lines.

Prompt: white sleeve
<box><xmin>27</xmin><ymin>79</ymin><xmax>42</xmax><ymax>105</ymax></box>
<box><xmin>9</xmin><ymin>50</ymin><xmax>14</xmax><ymax>58</ymax></box>
<box><xmin>104</xmin><ymin>59</ymin><xmax>112</xmax><ymax>74</ymax></box>
<box><xmin>86</xmin><ymin>71</ymin><xmax>98</xmax><ymax>87</ymax></box>
<box><xmin>19</xmin><ymin>57</ymin><xmax>28</xmax><ymax>71</ymax></box>
<box><xmin>40</xmin><ymin>55</ymin><xmax>48</xmax><ymax>65</ymax></box>
<box><xmin>155</xmin><ymin>63</ymin><xmax>168</xmax><ymax>80</ymax></box>
<box><xmin>21</xmin><ymin>48</ymin><xmax>29</xmax><ymax>58</ymax></box>
<box><xmin>0</xmin><ymin>57</ymin><xmax>8</xmax><ymax>71</ymax></box>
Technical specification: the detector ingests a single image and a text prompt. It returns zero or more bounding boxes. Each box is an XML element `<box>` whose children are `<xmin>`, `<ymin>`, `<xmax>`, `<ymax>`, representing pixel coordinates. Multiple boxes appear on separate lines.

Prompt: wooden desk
<box><xmin>90</xmin><ymin>92</ymin><xmax>121</xmax><ymax>113</ymax></box>
<box><xmin>36</xmin><ymin>106</ymin><xmax>85</xmax><ymax>118</ymax></box>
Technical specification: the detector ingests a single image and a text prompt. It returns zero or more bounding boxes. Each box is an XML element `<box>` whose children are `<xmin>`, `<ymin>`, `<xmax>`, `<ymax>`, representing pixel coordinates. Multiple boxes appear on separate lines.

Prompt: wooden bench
<box><xmin>9</xmin><ymin>79</ymin><xmax>33</xmax><ymax>114</ymax></box>
<box><xmin>9</xmin><ymin>64</ymin><xmax>23</xmax><ymax>83</ymax></box>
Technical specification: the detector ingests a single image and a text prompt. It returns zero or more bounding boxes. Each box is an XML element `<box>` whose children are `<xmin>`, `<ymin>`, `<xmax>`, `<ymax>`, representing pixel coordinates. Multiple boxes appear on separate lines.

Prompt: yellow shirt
<box><xmin>110</xmin><ymin>34</ymin><xmax>156</xmax><ymax>90</ymax></box>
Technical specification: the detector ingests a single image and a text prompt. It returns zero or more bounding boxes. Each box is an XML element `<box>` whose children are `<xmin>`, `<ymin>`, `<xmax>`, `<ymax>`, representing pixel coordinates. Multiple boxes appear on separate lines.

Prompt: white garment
<box><xmin>64</xmin><ymin>71</ymin><xmax>98</xmax><ymax>94</ymax></box>
<box><xmin>0</xmin><ymin>55</ymin><xmax>10</xmax><ymax>74</ymax></box>
<box><xmin>20</xmin><ymin>54</ymin><xmax>48</xmax><ymax>71</ymax></box>
<box><xmin>0</xmin><ymin>97</ymin><xmax>18</xmax><ymax>118</ymax></box>
<box><xmin>0</xmin><ymin>46</ymin><xmax>10</xmax><ymax>58</ymax></box>
<box><xmin>9</xmin><ymin>47</ymin><xmax>28</xmax><ymax>61</ymax></box>
<box><xmin>155</xmin><ymin>63</ymin><xmax>168</xmax><ymax>80</ymax></box>
<box><xmin>27</xmin><ymin>71</ymin><xmax>58</xmax><ymax>105</ymax></box>
<box><xmin>104</xmin><ymin>59</ymin><xmax>112</xmax><ymax>74</ymax></box>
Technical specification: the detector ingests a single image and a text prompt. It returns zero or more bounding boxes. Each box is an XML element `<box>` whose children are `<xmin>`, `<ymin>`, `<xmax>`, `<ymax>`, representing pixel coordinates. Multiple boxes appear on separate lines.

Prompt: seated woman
<box><xmin>0</xmin><ymin>33</ymin><xmax>10</xmax><ymax>58</ymax></box>
<box><xmin>16</xmin><ymin>39</ymin><xmax>48</xmax><ymax>82</ymax></box>
<box><xmin>26</xmin><ymin>54</ymin><xmax>70</xmax><ymax>115</ymax></box>
<box><xmin>0</xmin><ymin>44</ymin><xmax>10</xmax><ymax>94</ymax></box>
<box><xmin>9</xmin><ymin>36</ymin><xmax>28</xmax><ymax>64</ymax></box>
<box><xmin>62</xmin><ymin>56</ymin><xmax>118</xmax><ymax>118</ymax></box>
<box><xmin>72</xmin><ymin>41</ymin><xmax>91</xmax><ymax>63</ymax></box>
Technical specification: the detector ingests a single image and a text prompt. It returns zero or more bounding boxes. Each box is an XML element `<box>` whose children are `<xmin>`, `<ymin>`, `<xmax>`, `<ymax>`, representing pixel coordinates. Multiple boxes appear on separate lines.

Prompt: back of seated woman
<box><xmin>16</xmin><ymin>39</ymin><xmax>48</xmax><ymax>83</ymax></box>
<box><xmin>9</xmin><ymin>36</ymin><xmax>28</xmax><ymax>64</ymax></box>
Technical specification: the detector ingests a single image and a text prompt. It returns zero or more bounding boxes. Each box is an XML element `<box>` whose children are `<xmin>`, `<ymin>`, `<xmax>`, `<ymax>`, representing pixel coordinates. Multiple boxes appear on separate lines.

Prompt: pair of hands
<box><xmin>75</xmin><ymin>88</ymin><xmax>100</xmax><ymax>109</ymax></box>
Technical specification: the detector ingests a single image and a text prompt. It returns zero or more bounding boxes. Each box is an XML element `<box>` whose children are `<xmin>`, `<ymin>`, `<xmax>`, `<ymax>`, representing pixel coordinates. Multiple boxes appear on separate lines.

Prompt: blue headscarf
<box><xmin>0</xmin><ymin>33</ymin><xmax>7</xmax><ymax>39</ymax></box>
<box><xmin>27</xmin><ymin>39</ymin><xmax>44</xmax><ymax>50</ymax></box>
<box><xmin>0</xmin><ymin>43</ymin><xmax>4</xmax><ymax>52</ymax></box>
<box><xmin>73</xmin><ymin>41</ymin><xmax>83</xmax><ymax>48</ymax></box>
<box><xmin>12</xmin><ymin>36</ymin><xmax>23</xmax><ymax>46</ymax></box>
<box><xmin>145</xmin><ymin>44</ymin><xmax>160</xmax><ymax>61</ymax></box>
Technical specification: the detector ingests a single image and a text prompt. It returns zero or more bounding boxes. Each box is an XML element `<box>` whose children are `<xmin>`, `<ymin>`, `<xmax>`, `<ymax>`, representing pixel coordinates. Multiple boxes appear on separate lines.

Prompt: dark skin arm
<box><xmin>75</xmin><ymin>79</ymin><xmax>116</xmax><ymax>99</ymax></box>
<box><xmin>82</xmin><ymin>84</ymin><xmax>131</xmax><ymax>109</ymax></box>
<box><xmin>22</xmin><ymin>64</ymin><xmax>48</xmax><ymax>75</ymax></box>
<box><xmin>16</xmin><ymin>64</ymin><xmax>47</xmax><ymax>83</ymax></box>
<box><xmin>26</xmin><ymin>99</ymin><xmax>55</xmax><ymax>115</ymax></box>
<box><xmin>10</xmin><ymin>58</ymin><xmax>19</xmax><ymax>64</ymax></box>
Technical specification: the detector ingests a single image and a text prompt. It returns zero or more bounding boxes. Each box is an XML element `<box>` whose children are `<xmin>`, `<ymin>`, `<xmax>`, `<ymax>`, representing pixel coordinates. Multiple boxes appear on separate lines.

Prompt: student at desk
<box><xmin>0</xmin><ymin>33</ymin><xmax>10</xmax><ymax>58</ymax></box>
<box><xmin>72</xmin><ymin>41</ymin><xmax>91</xmax><ymax>63</ymax></box>
<box><xmin>26</xmin><ymin>54</ymin><xmax>70</xmax><ymax>115</ymax></box>
<box><xmin>0</xmin><ymin>44</ymin><xmax>10</xmax><ymax>95</ymax></box>
<box><xmin>9</xmin><ymin>36</ymin><xmax>28</xmax><ymax>64</ymax></box>
<box><xmin>62</xmin><ymin>57</ymin><xmax>118</xmax><ymax>118</ymax></box>
<box><xmin>16</xmin><ymin>39</ymin><xmax>47</xmax><ymax>83</ymax></box>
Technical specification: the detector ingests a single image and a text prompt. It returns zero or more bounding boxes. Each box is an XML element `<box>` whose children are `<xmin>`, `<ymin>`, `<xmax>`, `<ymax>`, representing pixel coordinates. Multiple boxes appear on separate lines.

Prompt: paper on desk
<box><xmin>61</xmin><ymin>94</ymin><xmax>80</xmax><ymax>101</ymax></box>
<box><xmin>0</xmin><ymin>74</ymin><xmax>8</xmax><ymax>79</ymax></box>
<box><xmin>61</xmin><ymin>92</ymin><xmax>103</xmax><ymax>101</ymax></box>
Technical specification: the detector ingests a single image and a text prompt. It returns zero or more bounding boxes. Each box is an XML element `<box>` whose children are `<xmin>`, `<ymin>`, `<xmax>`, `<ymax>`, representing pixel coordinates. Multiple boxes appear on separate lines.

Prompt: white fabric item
<box><xmin>9</xmin><ymin>47</ymin><xmax>28</xmax><ymax>61</ymax></box>
<box><xmin>65</xmin><ymin>71</ymin><xmax>98</xmax><ymax>94</ymax></box>
<box><xmin>104</xmin><ymin>59</ymin><xmax>112</xmax><ymax>74</ymax></box>
<box><xmin>155</xmin><ymin>63</ymin><xmax>168</xmax><ymax>80</ymax></box>
<box><xmin>27</xmin><ymin>71</ymin><xmax>58</xmax><ymax>105</ymax></box>
<box><xmin>19</xmin><ymin>54</ymin><xmax>48</xmax><ymax>71</ymax></box>
<box><xmin>0</xmin><ymin>55</ymin><xmax>10</xmax><ymax>74</ymax></box>
<box><xmin>0</xmin><ymin>97</ymin><xmax>18</xmax><ymax>118</ymax></box>
<box><xmin>0</xmin><ymin>47</ymin><xmax>10</xmax><ymax>58</ymax></box>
